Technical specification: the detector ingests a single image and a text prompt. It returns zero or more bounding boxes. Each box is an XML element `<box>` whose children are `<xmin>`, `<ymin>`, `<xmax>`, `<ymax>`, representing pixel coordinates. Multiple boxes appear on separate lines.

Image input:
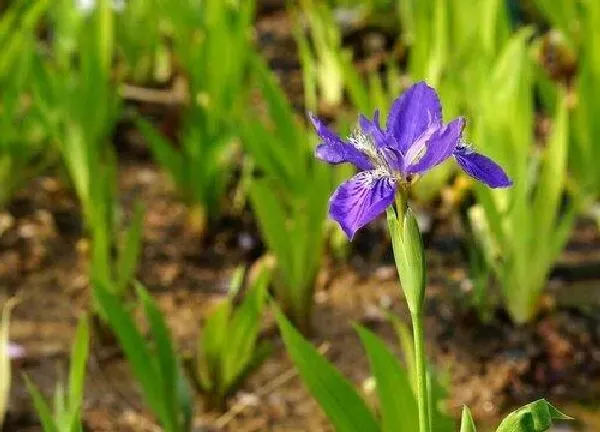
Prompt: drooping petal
<box><xmin>309</xmin><ymin>112</ymin><xmax>373</xmax><ymax>170</ymax></box>
<box><xmin>405</xmin><ymin>117</ymin><xmax>465</xmax><ymax>174</ymax></box>
<box><xmin>329</xmin><ymin>170</ymin><xmax>396</xmax><ymax>239</ymax></box>
<box><xmin>454</xmin><ymin>147</ymin><xmax>512</xmax><ymax>188</ymax></box>
<box><xmin>386</xmin><ymin>82</ymin><xmax>442</xmax><ymax>153</ymax></box>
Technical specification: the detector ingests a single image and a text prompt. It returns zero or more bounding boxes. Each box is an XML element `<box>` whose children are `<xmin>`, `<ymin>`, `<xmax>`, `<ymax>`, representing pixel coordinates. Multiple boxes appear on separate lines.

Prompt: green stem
<box><xmin>411</xmin><ymin>310</ymin><xmax>430</xmax><ymax>432</ymax></box>
<box><xmin>393</xmin><ymin>186</ymin><xmax>429</xmax><ymax>431</ymax></box>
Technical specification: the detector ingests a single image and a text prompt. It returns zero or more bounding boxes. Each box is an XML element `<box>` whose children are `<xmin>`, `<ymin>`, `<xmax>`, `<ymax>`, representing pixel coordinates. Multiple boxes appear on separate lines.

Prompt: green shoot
<box><xmin>93</xmin><ymin>281</ymin><xmax>192</xmax><ymax>432</ymax></box>
<box><xmin>191</xmin><ymin>267</ymin><xmax>271</xmax><ymax>411</ymax></box>
<box><xmin>24</xmin><ymin>316</ymin><xmax>90</xmax><ymax>432</ymax></box>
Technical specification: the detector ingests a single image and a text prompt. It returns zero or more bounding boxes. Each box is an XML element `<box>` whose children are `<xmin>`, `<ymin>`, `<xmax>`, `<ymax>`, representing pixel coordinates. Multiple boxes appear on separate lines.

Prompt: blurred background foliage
<box><xmin>1</xmin><ymin>0</ymin><xmax>599</xmax><ymax>429</ymax></box>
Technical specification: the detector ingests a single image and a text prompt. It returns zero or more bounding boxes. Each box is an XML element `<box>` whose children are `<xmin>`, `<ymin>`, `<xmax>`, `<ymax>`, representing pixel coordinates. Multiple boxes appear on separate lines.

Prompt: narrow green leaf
<box><xmin>460</xmin><ymin>406</ymin><xmax>477</xmax><ymax>432</ymax></box>
<box><xmin>276</xmin><ymin>308</ymin><xmax>380</xmax><ymax>432</ymax></box>
<box><xmin>67</xmin><ymin>316</ymin><xmax>89</xmax><ymax>423</ymax></box>
<box><xmin>136</xmin><ymin>283</ymin><xmax>180</xmax><ymax>432</ymax></box>
<box><xmin>250</xmin><ymin>53</ymin><xmax>304</xmax><ymax>164</ymax></box>
<box><xmin>117</xmin><ymin>202</ymin><xmax>145</xmax><ymax>294</ymax></box>
<box><xmin>531</xmin><ymin>92</ymin><xmax>568</xmax><ymax>261</ymax></box>
<box><xmin>92</xmin><ymin>281</ymin><xmax>166</xmax><ymax>426</ymax></box>
<box><xmin>249</xmin><ymin>180</ymin><xmax>292</xmax><ymax>280</ymax></box>
<box><xmin>222</xmin><ymin>269</ymin><xmax>269</xmax><ymax>391</ymax></box>
<box><xmin>388</xmin><ymin>314</ymin><xmax>416</xmax><ymax>392</ymax></box>
<box><xmin>355</xmin><ymin>325</ymin><xmax>418</xmax><ymax>432</ymax></box>
<box><xmin>23</xmin><ymin>376</ymin><xmax>59</xmax><ymax>432</ymax></box>
<box><xmin>135</xmin><ymin>116</ymin><xmax>184</xmax><ymax>190</ymax></box>
<box><xmin>197</xmin><ymin>300</ymin><xmax>231</xmax><ymax>392</ymax></box>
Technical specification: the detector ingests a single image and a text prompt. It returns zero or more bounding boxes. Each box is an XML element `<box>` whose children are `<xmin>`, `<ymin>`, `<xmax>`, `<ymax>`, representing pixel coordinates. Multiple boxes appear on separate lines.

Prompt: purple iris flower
<box><xmin>310</xmin><ymin>81</ymin><xmax>512</xmax><ymax>239</ymax></box>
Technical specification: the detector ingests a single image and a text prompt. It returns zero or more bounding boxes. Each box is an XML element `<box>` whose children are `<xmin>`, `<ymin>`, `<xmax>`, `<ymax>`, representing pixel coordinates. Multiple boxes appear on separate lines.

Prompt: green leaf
<box><xmin>355</xmin><ymin>325</ymin><xmax>418</xmax><ymax>432</ymax></box>
<box><xmin>276</xmin><ymin>307</ymin><xmax>380</xmax><ymax>432</ymax></box>
<box><xmin>495</xmin><ymin>400</ymin><xmax>571</xmax><ymax>432</ymax></box>
<box><xmin>531</xmin><ymin>92</ymin><xmax>569</xmax><ymax>265</ymax></box>
<box><xmin>249</xmin><ymin>53</ymin><xmax>304</xmax><ymax>171</ymax></box>
<box><xmin>197</xmin><ymin>299</ymin><xmax>231</xmax><ymax>392</ymax></box>
<box><xmin>67</xmin><ymin>316</ymin><xmax>89</xmax><ymax>427</ymax></box>
<box><xmin>136</xmin><ymin>116</ymin><xmax>185</xmax><ymax>191</ymax></box>
<box><xmin>136</xmin><ymin>282</ymin><xmax>180</xmax><ymax>432</ymax></box>
<box><xmin>92</xmin><ymin>281</ymin><xmax>166</xmax><ymax>427</ymax></box>
<box><xmin>460</xmin><ymin>406</ymin><xmax>477</xmax><ymax>432</ymax></box>
<box><xmin>388</xmin><ymin>314</ymin><xmax>416</xmax><ymax>392</ymax></box>
<box><xmin>249</xmin><ymin>179</ymin><xmax>292</xmax><ymax>281</ymax></box>
<box><xmin>23</xmin><ymin>376</ymin><xmax>59</xmax><ymax>432</ymax></box>
<box><xmin>222</xmin><ymin>269</ymin><xmax>269</xmax><ymax>391</ymax></box>
<box><xmin>117</xmin><ymin>202</ymin><xmax>145</xmax><ymax>294</ymax></box>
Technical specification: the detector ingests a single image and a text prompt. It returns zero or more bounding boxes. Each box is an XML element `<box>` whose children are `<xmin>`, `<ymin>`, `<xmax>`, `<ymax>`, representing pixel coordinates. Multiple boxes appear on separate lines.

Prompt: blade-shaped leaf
<box><xmin>136</xmin><ymin>116</ymin><xmax>185</xmax><ymax>190</ymax></box>
<box><xmin>249</xmin><ymin>180</ymin><xmax>293</xmax><ymax>281</ymax></box>
<box><xmin>67</xmin><ymin>316</ymin><xmax>89</xmax><ymax>425</ymax></box>
<box><xmin>136</xmin><ymin>282</ymin><xmax>181</xmax><ymax>432</ymax></box>
<box><xmin>355</xmin><ymin>325</ymin><xmax>418</xmax><ymax>432</ymax></box>
<box><xmin>23</xmin><ymin>376</ymin><xmax>59</xmax><ymax>432</ymax></box>
<box><xmin>92</xmin><ymin>281</ymin><xmax>166</xmax><ymax>426</ymax></box>
<box><xmin>276</xmin><ymin>308</ymin><xmax>380</xmax><ymax>432</ymax></box>
<box><xmin>222</xmin><ymin>269</ymin><xmax>269</xmax><ymax>391</ymax></box>
<box><xmin>460</xmin><ymin>406</ymin><xmax>477</xmax><ymax>432</ymax></box>
<box><xmin>117</xmin><ymin>202</ymin><xmax>145</xmax><ymax>294</ymax></box>
<box><xmin>197</xmin><ymin>300</ymin><xmax>231</xmax><ymax>392</ymax></box>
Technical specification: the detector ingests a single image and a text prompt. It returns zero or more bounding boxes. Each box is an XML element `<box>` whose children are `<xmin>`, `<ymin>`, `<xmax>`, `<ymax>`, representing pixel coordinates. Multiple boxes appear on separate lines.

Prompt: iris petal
<box><xmin>309</xmin><ymin>113</ymin><xmax>373</xmax><ymax>171</ymax></box>
<box><xmin>386</xmin><ymin>82</ymin><xmax>443</xmax><ymax>153</ymax></box>
<box><xmin>359</xmin><ymin>111</ymin><xmax>387</xmax><ymax>149</ymax></box>
<box><xmin>405</xmin><ymin>117</ymin><xmax>465</xmax><ymax>174</ymax></box>
<box><xmin>329</xmin><ymin>171</ymin><xmax>396</xmax><ymax>239</ymax></box>
<box><xmin>454</xmin><ymin>147</ymin><xmax>513</xmax><ymax>188</ymax></box>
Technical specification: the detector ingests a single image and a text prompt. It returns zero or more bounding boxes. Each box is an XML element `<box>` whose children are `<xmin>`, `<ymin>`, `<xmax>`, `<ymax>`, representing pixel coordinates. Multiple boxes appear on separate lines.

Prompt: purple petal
<box><xmin>454</xmin><ymin>147</ymin><xmax>513</xmax><ymax>188</ymax></box>
<box><xmin>386</xmin><ymin>82</ymin><xmax>442</xmax><ymax>153</ymax></box>
<box><xmin>405</xmin><ymin>117</ymin><xmax>465</xmax><ymax>174</ymax></box>
<box><xmin>359</xmin><ymin>111</ymin><xmax>405</xmax><ymax>171</ymax></box>
<box><xmin>359</xmin><ymin>110</ymin><xmax>387</xmax><ymax>149</ymax></box>
<box><xmin>329</xmin><ymin>171</ymin><xmax>396</xmax><ymax>239</ymax></box>
<box><xmin>309</xmin><ymin>113</ymin><xmax>372</xmax><ymax>171</ymax></box>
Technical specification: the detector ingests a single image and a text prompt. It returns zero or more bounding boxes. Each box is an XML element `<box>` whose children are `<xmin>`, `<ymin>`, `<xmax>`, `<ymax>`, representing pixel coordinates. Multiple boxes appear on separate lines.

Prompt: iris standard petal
<box><xmin>454</xmin><ymin>147</ymin><xmax>513</xmax><ymax>188</ymax></box>
<box><xmin>359</xmin><ymin>110</ymin><xmax>387</xmax><ymax>149</ymax></box>
<box><xmin>309</xmin><ymin>112</ymin><xmax>373</xmax><ymax>170</ymax></box>
<box><xmin>329</xmin><ymin>170</ymin><xmax>396</xmax><ymax>239</ymax></box>
<box><xmin>386</xmin><ymin>82</ymin><xmax>443</xmax><ymax>153</ymax></box>
<box><xmin>405</xmin><ymin>117</ymin><xmax>465</xmax><ymax>174</ymax></box>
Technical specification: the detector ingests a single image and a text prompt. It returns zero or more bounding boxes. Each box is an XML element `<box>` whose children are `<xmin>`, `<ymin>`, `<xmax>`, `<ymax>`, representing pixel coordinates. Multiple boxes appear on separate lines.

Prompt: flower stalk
<box><xmin>391</xmin><ymin>190</ymin><xmax>430</xmax><ymax>432</ymax></box>
<box><xmin>411</xmin><ymin>307</ymin><xmax>430</xmax><ymax>432</ymax></box>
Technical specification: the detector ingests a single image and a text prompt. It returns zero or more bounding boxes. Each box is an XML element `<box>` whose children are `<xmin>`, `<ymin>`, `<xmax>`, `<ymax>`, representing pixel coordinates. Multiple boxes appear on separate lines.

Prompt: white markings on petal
<box><xmin>404</xmin><ymin>124</ymin><xmax>439</xmax><ymax>166</ymax></box>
